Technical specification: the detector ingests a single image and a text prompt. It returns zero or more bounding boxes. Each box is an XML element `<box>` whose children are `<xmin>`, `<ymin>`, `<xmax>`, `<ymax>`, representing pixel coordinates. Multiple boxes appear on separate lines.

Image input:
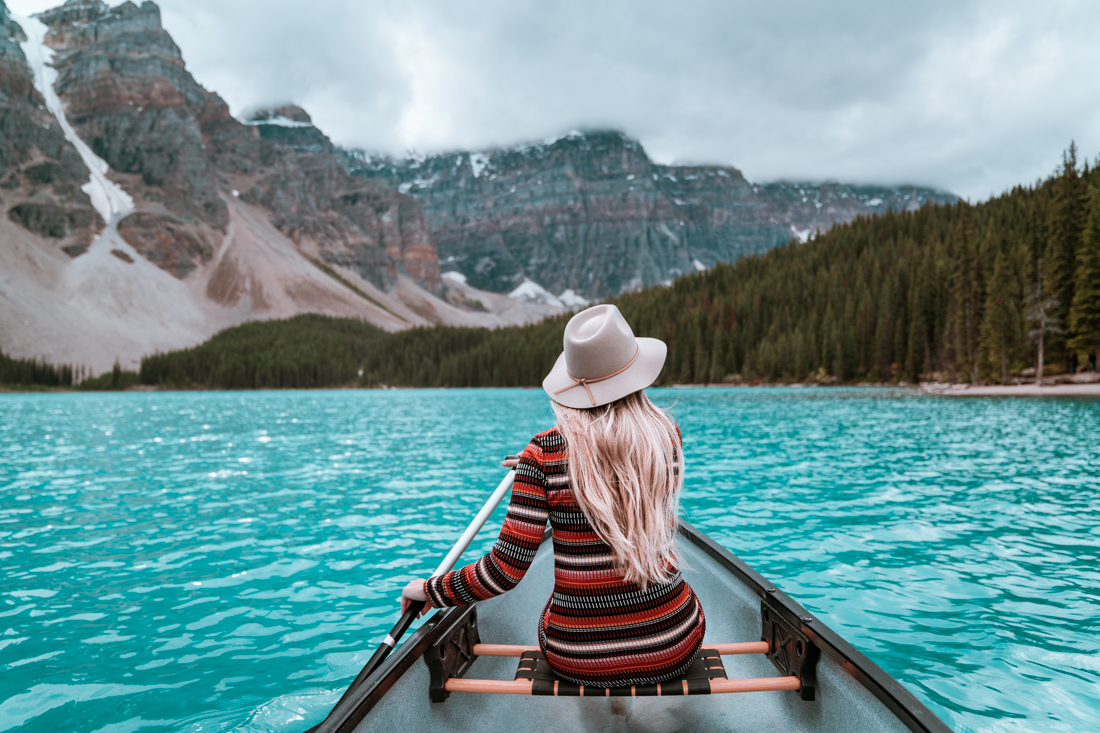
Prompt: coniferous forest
<box><xmin>0</xmin><ymin>350</ymin><xmax>136</xmax><ymax>390</ymax></box>
<box><xmin>0</xmin><ymin>351</ymin><xmax>77</xmax><ymax>388</ymax></box>
<box><xmin>5</xmin><ymin>146</ymin><xmax>1099</xmax><ymax>391</ymax></box>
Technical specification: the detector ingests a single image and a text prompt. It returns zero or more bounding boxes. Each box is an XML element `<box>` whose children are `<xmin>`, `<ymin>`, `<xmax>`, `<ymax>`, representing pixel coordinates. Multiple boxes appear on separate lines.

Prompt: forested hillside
<box><xmin>614</xmin><ymin>144</ymin><xmax>1100</xmax><ymax>385</ymax></box>
<box><xmin>8</xmin><ymin>147</ymin><xmax>1096</xmax><ymax>391</ymax></box>
<box><xmin>134</xmin><ymin>146</ymin><xmax>1099</xmax><ymax>389</ymax></box>
<box><xmin>140</xmin><ymin>317</ymin><xmax>390</xmax><ymax>389</ymax></box>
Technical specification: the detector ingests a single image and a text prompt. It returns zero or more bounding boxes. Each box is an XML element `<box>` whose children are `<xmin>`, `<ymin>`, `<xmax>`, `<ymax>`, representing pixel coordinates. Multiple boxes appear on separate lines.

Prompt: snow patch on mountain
<box><xmin>243</xmin><ymin>116</ymin><xmax>314</xmax><ymax>128</ymax></box>
<box><xmin>398</xmin><ymin>174</ymin><xmax>441</xmax><ymax>194</ymax></box>
<box><xmin>441</xmin><ymin>270</ymin><xmax>468</xmax><ymax>284</ymax></box>
<box><xmin>16</xmin><ymin>13</ymin><xmax>134</xmax><ymax>225</ymax></box>
<box><xmin>658</xmin><ymin>222</ymin><xmax>680</xmax><ymax>244</ymax></box>
<box><xmin>469</xmin><ymin>152</ymin><xmax>490</xmax><ymax>178</ymax></box>
<box><xmin>692</xmin><ymin>258</ymin><xmax>707</xmax><ymax>272</ymax></box>
<box><xmin>558</xmin><ymin>289</ymin><xmax>589</xmax><ymax>308</ymax></box>
<box><xmin>509</xmin><ymin>278</ymin><xmax>563</xmax><ymax>307</ymax></box>
<box><xmin>790</xmin><ymin>225</ymin><xmax>811</xmax><ymax>244</ymax></box>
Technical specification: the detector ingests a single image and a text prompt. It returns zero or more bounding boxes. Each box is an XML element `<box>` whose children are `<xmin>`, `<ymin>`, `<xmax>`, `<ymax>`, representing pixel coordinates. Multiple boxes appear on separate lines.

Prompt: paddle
<box><xmin>332</xmin><ymin>462</ymin><xmax>518</xmax><ymax>707</ymax></box>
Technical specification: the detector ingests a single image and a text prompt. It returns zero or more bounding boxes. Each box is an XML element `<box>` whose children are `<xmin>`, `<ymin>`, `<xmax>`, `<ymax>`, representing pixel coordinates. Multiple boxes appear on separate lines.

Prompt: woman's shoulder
<box><xmin>529</xmin><ymin>425</ymin><xmax>564</xmax><ymax>449</ymax></box>
<box><xmin>521</xmin><ymin>426</ymin><xmax>564</xmax><ymax>464</ymax></box>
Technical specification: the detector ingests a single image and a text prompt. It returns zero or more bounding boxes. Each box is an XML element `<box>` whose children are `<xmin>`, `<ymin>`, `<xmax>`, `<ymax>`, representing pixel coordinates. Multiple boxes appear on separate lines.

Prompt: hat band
<box><xmin>553</xmin><ymin>345</ymin><xmax>640</xmax><ymax>406</ymax></box>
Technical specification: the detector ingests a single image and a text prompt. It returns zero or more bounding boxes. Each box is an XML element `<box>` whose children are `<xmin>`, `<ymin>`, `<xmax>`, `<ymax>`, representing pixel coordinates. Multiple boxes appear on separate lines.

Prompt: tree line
<box><xmin>139</xmin><ymin>315</ymin><xmax>392</xmax><ymax>389</ymax></box>
<box><xmin>0</xmin><ymin>351</ymin><xmax>141</xmax><ymax>390</ymax></box>
<box><xmin>0</xmin><ymin>351</ymin><xmax>79</xmax><ymax>388</ymax></box>
<box><xmin>5</xmin><ymin>145</ymin><xmax>1098</xmax><ymax>391</ymax></box>
<box><xmin>611</xmin><ymin>143</ymin><xmax>1100</xmax><ymax>385</ymax></box>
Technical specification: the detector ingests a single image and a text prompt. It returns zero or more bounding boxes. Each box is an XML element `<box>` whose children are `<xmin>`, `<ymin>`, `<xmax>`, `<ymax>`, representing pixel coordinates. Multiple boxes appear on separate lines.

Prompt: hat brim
<box><xmin>542</xmin><ymin>337</ymin><xmax>667</xmax><ymax>408</ymax></box>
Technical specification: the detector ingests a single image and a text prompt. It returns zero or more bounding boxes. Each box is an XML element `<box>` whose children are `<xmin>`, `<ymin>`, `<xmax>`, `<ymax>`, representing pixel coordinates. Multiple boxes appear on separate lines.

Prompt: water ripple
<box><xmin>1</xmin><ymin>388</ymin><xmax>1098</xmax><ymax>732</ymax></box>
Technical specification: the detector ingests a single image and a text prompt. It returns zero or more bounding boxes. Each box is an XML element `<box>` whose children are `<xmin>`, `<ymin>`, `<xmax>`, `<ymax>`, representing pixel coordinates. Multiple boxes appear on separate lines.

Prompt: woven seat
<box><xmin>513</xmin><ymin>648</ymin><xmax>728</xmax><ymax>697</ymax></box>
<box><xmin>438</xmin><ymin>640</ymin><xmax>799</xmax><ymax>697</ymax></box>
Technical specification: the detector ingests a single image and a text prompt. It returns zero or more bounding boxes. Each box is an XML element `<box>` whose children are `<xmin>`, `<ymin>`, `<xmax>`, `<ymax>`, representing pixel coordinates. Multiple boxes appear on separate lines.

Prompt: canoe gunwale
<box><xmin>311</xmin><ymin>523</ymin><xmax>953</xmax><ymax>733</ymax></box>
<box><xmin>311</xmin><ymin>601</ymin><xmax>479</xmax><ymax>733</ymax></box>
<box><xmin>306</xmin><ymin>532</ymin><xmax>557</xmax><ymax>733</ymax></box>
<box><xmin>678</xmin><ymin>520</ymin><xmax>953</xmax><ymax>733</ymax></box>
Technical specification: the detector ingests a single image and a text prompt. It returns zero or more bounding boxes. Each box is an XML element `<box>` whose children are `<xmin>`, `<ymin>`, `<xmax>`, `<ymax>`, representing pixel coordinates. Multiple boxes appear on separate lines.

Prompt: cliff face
<box><xmin>0</xmin><ymin>0</ymin><xmax>543</xmax><ymax>374</ymax></box>
<box><xmin>26</xmin><ymin>0</ymin><xmax>440</xmax><ymax>291</ymax></box>
<box><xmin>0</xmin><ymin>4</ymin><xmax>103</xmax><ymax>256</ymax></box>
<box><xmin>348</xmin><ymin>131</ymin><xmax>957</xmax><ymax>299</ymax></box>
<box><xmin>41</xmin><ymin>0</ymin><xmax>228</xmax><ymax>246</ymax></box>
<box><xmin>228</xmin><ymin>105</ymin><xmax>441</xmax><ymax>292</ymax></box>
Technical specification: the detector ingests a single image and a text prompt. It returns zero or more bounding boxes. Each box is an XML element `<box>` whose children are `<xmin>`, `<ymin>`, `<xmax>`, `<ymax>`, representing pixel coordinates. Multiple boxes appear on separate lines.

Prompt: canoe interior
<box><xmin>317</xmin><ymin>522</ymin><xmax>950</xmax><ymax>733</ymax></box>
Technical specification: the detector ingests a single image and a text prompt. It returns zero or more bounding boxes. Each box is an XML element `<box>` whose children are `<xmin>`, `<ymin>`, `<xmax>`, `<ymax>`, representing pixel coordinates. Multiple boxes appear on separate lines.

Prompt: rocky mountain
<box><xmin>0</xmin><ymin>0</ymin><xmax>957</xmax><ymax>374</ymax></box>
<box><xmin>0</xmin><ymin>1</ymin><xmax>103</xmax><ymax>257</ymax></box>
<box><xmin>0</xmin><ymin>0</ymin><xmax>554</xmax><ymax>373</ymax></box>
<box><xmin>347</xmin><ymin>131</ymin><xmax>957</xmax><ymax>299</ymax></box>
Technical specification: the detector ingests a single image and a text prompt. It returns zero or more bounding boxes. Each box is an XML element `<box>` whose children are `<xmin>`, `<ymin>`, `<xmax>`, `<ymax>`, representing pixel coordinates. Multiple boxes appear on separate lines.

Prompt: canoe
<box><xmin>310</xmin><ymin>520</ymin><xmax>952</xmax><ymax>732</ymax></box>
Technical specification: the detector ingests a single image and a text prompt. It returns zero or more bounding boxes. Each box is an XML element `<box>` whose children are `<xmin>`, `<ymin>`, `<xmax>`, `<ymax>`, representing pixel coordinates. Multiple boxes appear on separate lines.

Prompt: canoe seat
<box><xmin>441</xmin><ymin>643</ymin><xmax>801</xmax><ymax>698</ymax></box>
<box><xmin>425</xmin><ymin>606</ymin><xmax>807</xmax><ymax>701</ymax></box>
<box><xmin>514</xmin><ymin>648</ymin><xmax>729</xmax><ymax>697</ymax></box>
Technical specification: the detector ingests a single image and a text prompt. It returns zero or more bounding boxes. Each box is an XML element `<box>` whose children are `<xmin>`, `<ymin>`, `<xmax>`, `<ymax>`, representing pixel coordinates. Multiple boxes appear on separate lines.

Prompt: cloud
<box><xmin>8</xmin><ymin>0</ymin><xmax>1100</xmax><ymax>199</ymax></box>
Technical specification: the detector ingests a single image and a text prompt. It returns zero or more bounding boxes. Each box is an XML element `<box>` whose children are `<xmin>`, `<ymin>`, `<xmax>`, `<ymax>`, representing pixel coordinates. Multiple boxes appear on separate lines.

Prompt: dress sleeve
<box><xmin>423</xmin><ymin>441</ymin><xmax>550</xmax><ymax>608</ymax></box>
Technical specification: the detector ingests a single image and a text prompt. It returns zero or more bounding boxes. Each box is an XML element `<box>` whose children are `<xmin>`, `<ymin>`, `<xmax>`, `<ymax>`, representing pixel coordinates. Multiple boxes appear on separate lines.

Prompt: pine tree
<box><xmin>1045</xmin><ymin>143</ymin><xmax>1085</xmax><ymax>370</ymax></box>
<box><xmin>951</xmin><ymin>210</ymin><xmax>984</xmax><ymax>382</ymax></box>
<box><xmin>1027</xmin><ymin>259</ymin><xmax>1063</xmax><ymax>383</ymax></box>
<box><xmin>708</xmin><ymin>323</ymin><xmax>724</xmax><ymax>383</ymax></box>
<box><xmin>1068</xmin><ymin>183</ymin><xmax>1100</xmax><ymax>368</ymax></box>
<box><xmin>693</xmin><ymin>320</ymin><xmax>707</xmax><ymax>383</ymax></box>
<box><xmin>981</xmin><ymin>249</ymin><xmax>1021</xmax><ymax>384</ymax></box>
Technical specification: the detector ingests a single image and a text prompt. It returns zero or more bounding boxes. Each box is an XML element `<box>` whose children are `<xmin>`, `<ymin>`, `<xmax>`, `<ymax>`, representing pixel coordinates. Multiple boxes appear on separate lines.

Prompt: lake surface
<box><xmin>1</xmin><ymin>388</ymin><xmax>1098</xmax><ymax>732</ymax></box>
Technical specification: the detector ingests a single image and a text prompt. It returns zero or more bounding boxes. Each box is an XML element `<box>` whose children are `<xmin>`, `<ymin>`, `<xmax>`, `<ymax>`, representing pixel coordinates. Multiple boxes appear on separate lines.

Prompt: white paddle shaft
<box><xmin>431</xmin><ymin>471</ymin><xmax>516</xmax><ymax>577</ymax></box>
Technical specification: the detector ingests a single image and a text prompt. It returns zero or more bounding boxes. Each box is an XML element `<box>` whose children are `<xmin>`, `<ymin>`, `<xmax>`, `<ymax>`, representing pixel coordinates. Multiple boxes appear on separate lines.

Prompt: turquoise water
<box><xmin>1</xmin><ymin>388</ymin><xmax>1098</xmax><ymax>732</ymax></box>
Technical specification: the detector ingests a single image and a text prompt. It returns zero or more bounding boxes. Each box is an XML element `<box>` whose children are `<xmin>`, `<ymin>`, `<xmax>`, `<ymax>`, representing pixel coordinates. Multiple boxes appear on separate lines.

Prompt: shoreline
<box><xmin>4</xmin><ymin>382</ymin><xmax>1100</xmax><ymax>396</ymax></box>
<box><xmin>919</xmin><ymin>382</ymin><xmax>1100</xmax><ymax>397</ymax></box>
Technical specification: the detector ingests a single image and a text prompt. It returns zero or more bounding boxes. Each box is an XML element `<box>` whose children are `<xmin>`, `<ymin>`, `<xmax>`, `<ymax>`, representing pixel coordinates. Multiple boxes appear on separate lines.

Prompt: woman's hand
<box><xmin>400</xmin><ymin>579</ymin><xmax>433</xmax><ymax>618</ymax></box>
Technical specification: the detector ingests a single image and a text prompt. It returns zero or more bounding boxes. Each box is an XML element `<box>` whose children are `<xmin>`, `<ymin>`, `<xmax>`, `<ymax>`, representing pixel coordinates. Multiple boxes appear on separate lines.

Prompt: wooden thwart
<box><xmin>443</xmin><ymin>646</ymin><xmax>798</xmax><ymax>698</ymax></box>
<box><xmin>445</xmin><ymin>676</ymin><xmax>800</xmax><ymax>696</ymax></box>
<box><xmin>710</xmin><ymin>677</ymin><xmax>801</xmax><ymax>694</ymax></box>
<box><xmin>470</xmin><ymin>644</ymin><xmax>535</xmax><ymax>657</ymax></box>
<box><xmin>710</xmin><ymin>641</ymin><xmax>771</xmax><ymax>656</ymax></box>
<box><xmin>471</xmin><ymin>641</ymin><xmax>770</xmax><ymax>658</ymax></box>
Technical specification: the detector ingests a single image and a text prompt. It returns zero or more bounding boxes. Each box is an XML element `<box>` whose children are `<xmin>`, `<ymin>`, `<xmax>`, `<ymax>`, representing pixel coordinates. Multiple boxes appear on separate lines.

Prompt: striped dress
<box><xmin>423</xmin><ymin>427</ymin><xmax>705</xmax><ymax>687</ymax></box>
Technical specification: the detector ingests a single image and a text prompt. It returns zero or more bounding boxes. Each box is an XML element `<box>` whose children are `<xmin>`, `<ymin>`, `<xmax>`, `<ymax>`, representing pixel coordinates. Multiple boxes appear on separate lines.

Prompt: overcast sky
<box><xmin>9</xmin><ymin>0</ymin><xmax>1100</xmax><ymax>200</ymax></box>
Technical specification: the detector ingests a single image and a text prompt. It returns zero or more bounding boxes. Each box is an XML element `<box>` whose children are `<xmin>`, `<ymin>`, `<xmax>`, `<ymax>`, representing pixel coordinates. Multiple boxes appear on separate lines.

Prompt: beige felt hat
<box><xmin>543</xmin><ymin>304</ymin><xmax>667</xmax><ymax>408</ymax></box>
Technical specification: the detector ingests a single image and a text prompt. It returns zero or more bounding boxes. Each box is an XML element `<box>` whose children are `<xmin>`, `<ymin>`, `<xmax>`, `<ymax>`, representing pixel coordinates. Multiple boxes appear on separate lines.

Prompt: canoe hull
<box><xmin>315</xmin><ymin>522</ymin><xmax>950</xmax><ymax>732</ymax></box>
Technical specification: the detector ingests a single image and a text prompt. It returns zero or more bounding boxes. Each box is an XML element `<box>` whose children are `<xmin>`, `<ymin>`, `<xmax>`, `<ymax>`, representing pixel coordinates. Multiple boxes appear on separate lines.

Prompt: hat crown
<box><xmin>564</xmin><ymin>305</ymin><xmax>638</xmax><ymax>379</ymax></box>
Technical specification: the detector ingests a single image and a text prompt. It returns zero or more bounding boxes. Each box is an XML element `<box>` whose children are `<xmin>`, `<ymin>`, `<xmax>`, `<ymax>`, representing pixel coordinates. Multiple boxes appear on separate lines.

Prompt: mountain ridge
<box><xmin>1</xmin><ymin>0</ymin><xmax>957</xmax><ymax>374</ymax></box>
<box><xmin>346</xmin><ymin>129</ymin><xmax>957</xmax><ymax>298</ymax></box>
<box><xmin>0</xmin><ymin>0</ymin><xmax>559</xmax><ymax>373</ymax></box>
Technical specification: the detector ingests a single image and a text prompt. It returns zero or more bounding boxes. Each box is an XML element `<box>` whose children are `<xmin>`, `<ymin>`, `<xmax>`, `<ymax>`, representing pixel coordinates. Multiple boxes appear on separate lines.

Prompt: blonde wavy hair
<box><xmin>551</xmin><ymin>390</ymin><xmax>683</xmax><ymax>589</ymax></box>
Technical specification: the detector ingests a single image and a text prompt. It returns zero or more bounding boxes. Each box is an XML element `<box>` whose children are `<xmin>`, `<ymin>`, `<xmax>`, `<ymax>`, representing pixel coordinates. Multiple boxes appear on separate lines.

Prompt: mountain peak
<box><xmin>503</xmin><ymin>128</ymin><xmax>646</xmax><ymax>161</ymax></box>
<box><xmin>38</xmin><ymin>1</ymin><xmax>111</xmax><ymax>26</ymax></box>
<box><xmin>242</xmin><ymin>104</ymin><xmax>331</xmax><ymax>151</ymax></box>
<box><xmin>246</xmin><ymin>104</ymin><xmax>314</xmax><ymax>126</ymax></box>
<box><xmin>347</xmin><ymin>132</ymin><xmax>956</xmax><ymax>298</ymax></box>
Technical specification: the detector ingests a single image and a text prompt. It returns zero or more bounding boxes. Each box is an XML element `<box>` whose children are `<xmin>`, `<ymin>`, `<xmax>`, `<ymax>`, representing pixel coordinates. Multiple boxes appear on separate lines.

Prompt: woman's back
<box><xmin>410</xmin><ymin>304</ymin><xmax>705</xmax><ymax>686</ymax></box>
<box><xmin>534</xmin><ymin>426</ymin><xmax>705</xmax><ymax>687</ymax></box>
<box><xmin>424</xmin><ymin>424</ymin><xmax>705</xmax><ymax>687</ymax></box>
